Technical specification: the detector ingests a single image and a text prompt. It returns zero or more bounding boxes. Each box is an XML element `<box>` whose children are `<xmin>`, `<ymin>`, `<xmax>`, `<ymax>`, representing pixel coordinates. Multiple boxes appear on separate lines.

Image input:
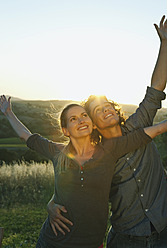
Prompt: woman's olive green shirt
<box><xmin>27</xmin><ymin>128</ymin><xmax>151</xmax><ymax>248</ymax></box>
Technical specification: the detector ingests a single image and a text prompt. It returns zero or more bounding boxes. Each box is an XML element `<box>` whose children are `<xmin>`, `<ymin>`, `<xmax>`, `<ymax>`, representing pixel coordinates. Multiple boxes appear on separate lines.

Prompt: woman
<box><xmin>0</xmin><ymin>95</ymin><xmax>167</xmax><ymax>248</ymax></box>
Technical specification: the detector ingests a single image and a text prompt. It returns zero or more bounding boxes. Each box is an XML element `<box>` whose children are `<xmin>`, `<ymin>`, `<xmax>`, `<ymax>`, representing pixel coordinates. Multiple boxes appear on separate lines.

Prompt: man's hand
<box><xmin>47</xmin><ymin>202</ymin><xmax>73</xmax><ymax>236</ymax></box>
<box><xmin>154</xmin><ymin>15</ymin><xmax>167</xmax><ymax>42</ymax></box>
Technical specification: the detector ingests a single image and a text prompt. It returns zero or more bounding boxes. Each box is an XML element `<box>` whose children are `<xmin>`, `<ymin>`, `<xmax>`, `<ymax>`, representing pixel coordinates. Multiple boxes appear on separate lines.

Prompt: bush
<box><xmin>0</xmin><ymin>148</ymin><xmax>49</xmax><ymax>164</ymax></box>
<box><xmin>154</xmin><ymin>133</ymin><xmax>167</xmax><ymax>170</ymax></box>
<box><xmin>0</xmin><ymin>149</ymin><xmax>19</xmax><ymax>163</ymax></box>
<box><xmin>0</xmin><ymin>161</ymin><xmax>54</xmax><ymax>207</ymax></box>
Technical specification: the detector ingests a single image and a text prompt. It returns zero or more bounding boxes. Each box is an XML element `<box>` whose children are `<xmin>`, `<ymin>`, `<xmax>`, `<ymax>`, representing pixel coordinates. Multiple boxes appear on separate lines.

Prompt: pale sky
<box><xmin>0</xmin><ymin>0</ymin><xmax>167</xmax><ymax>107</ymax></box>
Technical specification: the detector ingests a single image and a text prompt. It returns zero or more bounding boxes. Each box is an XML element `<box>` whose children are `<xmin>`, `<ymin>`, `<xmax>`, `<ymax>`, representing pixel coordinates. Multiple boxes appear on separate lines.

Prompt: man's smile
<box><xmin>104</xmin><ymin>113</ymin><xmax>114</xmax><ymax>119</ymax></box>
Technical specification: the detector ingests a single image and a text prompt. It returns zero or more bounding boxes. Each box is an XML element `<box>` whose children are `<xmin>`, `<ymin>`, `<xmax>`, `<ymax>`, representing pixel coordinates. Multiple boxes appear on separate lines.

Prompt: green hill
<box><xmin>0</xmin><ymin>99</ymin><xmax>166</xmax><ymax>140</ymax></box>
<box><xmin>0</xmin><ymin>99</ymin><xmax>167</xmax><ymax>166</ymax></box>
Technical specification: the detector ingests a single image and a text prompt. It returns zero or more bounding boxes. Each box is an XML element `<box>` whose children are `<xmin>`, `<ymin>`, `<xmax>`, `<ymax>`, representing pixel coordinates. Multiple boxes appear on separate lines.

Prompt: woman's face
<box><xmin>63</xmin><ymin>106</ymin><xmax>93</xmax><ymax>139</ymax></box>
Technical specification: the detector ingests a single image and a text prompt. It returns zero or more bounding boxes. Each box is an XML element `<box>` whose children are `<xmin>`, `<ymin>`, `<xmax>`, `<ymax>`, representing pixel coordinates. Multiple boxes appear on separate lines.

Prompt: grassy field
<box><xmin>0</xmin><ymin>161</ymin><xmax>109</xmax><ymax>247</ymax></box>
<box><xmin>0</xmin><ymin>138</ymin><xmax>26</xmax><ymax>148</ymax></box>
<box><xmin>0</xmin><ymin>138</ymin><xmax>24</xmax><ymax>144</ymax></box>
<box><xmin>1</xmin><ymin>208</ymin><xmax>109</xmax><ymax>248</ymax></box>
<box><xmin>1</xmin><ymin>206</ymin><xmax>48</xmax><ymax>248</ymax></box>
<box><xmin>0</xmin><ymin>161</ymin><xmax>53</xmax><ymax>247</ymax></box>
<box><xmin>1</xmin><ymin>207</ymin><xmax>108</xmax><ymax>247</ymax></box>
<box><xmin>0</xmin><ymin>144</ymin><xmax>26</xmax><ymax>148</ymax></box>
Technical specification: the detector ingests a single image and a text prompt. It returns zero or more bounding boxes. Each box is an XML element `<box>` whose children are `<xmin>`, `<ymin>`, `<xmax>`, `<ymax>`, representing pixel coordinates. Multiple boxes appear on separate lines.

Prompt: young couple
<box><xmin>46</xmin><ymin>15</ymin><xmax>167</xmax><ymax>248</ymax></box>
<box><xmin>1</xmin><ymin>15</ymin><xmax>167</xmax><ymax>248</ymax></box>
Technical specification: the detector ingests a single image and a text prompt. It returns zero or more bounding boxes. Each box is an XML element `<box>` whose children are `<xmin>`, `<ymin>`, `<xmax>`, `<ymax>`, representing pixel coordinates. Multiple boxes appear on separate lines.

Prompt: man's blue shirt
<box><xmin>109</xmin><ymin>87</ymin><xmax>167</xmax><ymax>236</ymax></box>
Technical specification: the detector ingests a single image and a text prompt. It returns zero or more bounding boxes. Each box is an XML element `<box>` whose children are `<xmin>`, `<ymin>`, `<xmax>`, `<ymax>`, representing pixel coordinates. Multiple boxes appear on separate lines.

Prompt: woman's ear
<box><xmin>93</xmin><ymin>124</ymin><xmax>97</xmax><ymax>130</ymax></box>
<box><xmin>62</xmin><ymin>127</ymin><xmax>70</xmax><ymax>137</ymax></box>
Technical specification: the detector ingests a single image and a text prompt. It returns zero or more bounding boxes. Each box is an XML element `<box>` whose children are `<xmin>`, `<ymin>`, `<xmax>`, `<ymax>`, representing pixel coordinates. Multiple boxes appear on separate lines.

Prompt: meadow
<box><xmin>0</xmin><ymin>100</ymin><xmax>167</xmax><ymax>247</ymax></box>
<box><xmin>0</xmin><ymin>161</ymin><xmax>110</xmax><ymax>247</ymax></box>
<box><xmin>0</xmin><ymin>161</ymin><xmax>54</xmax><ymax>247</ymax></box>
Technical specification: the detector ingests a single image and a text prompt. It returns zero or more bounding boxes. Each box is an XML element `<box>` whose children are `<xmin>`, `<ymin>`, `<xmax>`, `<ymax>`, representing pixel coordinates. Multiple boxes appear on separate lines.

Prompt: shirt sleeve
<box><xmin>124</xmin><ymin>87</ymin><xmax>166</xmax><ymax>131</ymax></box>
<box><xmin>103</xmin><ymin>128</ymin><xmax>152</xmax><ymax>160</ymax></box>
<box><xmin>26</xmin><ymin>134</ymin><xmax>62</xmax><ymax>160</ymax></box>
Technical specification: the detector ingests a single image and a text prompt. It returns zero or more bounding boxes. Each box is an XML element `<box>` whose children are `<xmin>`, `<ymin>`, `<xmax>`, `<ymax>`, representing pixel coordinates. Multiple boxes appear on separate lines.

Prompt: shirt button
<box><xmin>141</xmin><ymin>194</ymin><xmax>144</xmax><ymax>197</ymax></box>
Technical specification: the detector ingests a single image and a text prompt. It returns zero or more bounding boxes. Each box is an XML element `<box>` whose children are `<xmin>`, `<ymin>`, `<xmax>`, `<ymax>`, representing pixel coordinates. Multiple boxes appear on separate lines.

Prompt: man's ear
<box><xmin>62</xmin><ymin>127</ymin><xmax>70</xmax><ymax>137</ymax></box>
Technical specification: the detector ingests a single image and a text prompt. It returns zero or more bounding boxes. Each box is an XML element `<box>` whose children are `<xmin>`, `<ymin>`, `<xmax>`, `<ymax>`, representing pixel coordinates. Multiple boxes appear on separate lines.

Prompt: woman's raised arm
<box><xmin>0</xmin><ymin>95</ymin><xmax>32</xmax><ymax>141</ymax></box>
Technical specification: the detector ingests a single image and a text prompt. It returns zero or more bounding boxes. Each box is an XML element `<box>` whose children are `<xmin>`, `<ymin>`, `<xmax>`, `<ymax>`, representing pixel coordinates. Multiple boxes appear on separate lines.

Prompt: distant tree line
<box><xmin>0</xmin><ymin>148</ymin><xmax>49</xmax><ymax>165</ymax></box>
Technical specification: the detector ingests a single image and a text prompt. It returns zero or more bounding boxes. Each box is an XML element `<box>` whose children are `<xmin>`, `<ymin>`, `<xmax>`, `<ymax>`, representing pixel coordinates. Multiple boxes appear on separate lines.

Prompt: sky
<box><xmin>0</xmin><ymin>0</ymin><xmax>167</xmax><ymax>107</ymax></box>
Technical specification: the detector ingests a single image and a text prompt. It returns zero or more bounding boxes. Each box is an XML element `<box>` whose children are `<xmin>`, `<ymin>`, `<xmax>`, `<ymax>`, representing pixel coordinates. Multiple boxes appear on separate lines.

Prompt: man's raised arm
<box><xmin>151</xmin><ymin>15</ymin><xmax>167</xmax><ymax>91</ymax></box>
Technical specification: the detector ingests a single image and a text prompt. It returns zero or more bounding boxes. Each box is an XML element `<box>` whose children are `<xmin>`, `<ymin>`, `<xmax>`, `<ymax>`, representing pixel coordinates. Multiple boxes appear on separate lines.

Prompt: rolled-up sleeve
<box><xmin>125</xmin><ymin>87</ymin><xmax>166</xmax><ymax>130</ymax></box>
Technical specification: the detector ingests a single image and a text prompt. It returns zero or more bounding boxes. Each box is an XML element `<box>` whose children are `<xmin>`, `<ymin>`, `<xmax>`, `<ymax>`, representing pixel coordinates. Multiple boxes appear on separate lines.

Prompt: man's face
<box><xmin>89</xmin><ymin>98</ymin><xmax>119</xmax><ymax>131</ymax></box>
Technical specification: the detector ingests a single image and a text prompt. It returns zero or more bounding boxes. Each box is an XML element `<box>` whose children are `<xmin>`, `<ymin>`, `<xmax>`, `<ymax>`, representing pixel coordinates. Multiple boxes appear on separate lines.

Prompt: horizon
<box><xmin>7</xmin><ymin>95</ymin><xmax>167</xmax><ymax>110</ymax></box>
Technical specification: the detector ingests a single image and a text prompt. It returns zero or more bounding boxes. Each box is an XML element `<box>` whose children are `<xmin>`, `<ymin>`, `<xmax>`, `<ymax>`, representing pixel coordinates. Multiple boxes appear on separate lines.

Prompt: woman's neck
<box><xmin>71</xmin><ymin>136</ymin><xmax>94</xmax><ymax>156</ymax></box>
<box><xmin>70</xmin><ymin>136</ymin><xmax>95</xmax><ymax>165</ymax></box>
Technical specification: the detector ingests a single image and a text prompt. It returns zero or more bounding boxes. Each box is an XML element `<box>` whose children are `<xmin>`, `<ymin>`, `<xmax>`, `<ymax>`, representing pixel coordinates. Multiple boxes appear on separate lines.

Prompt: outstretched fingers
<box><xmin>1</xmin><ymin>95</ymin><xmax>8</xmax><ymax>101</ymax></box>
<box><xmin>154</xmin><ymin>15</ymin><xmax>167</xmax><ymax>41</ymax></box>
<box><xmin>0</xmin><ymin>95</ymin><xmax>11</xmax><ymax>115</ymax></box>
<box><xmin>164</xmin><ymin>19</ymin><xmax>167</xmax><ymax>30</ymax></box>
<box><xmin>0</xmin><ymin>95</ymin><xmax>10</xmax><ymax>103</ymax></box>
<box><xmin>160</xmin><ymin>15</ymin><xmax>165</xmax><ymax>28</ymax></box>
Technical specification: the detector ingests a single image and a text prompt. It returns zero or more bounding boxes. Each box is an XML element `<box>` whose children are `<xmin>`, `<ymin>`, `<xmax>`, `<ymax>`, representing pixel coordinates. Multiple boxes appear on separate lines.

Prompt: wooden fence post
<box><xmin>0</xmin><ymin>227</ymin><xmax>4</xmax><ymax>248</ymax></box>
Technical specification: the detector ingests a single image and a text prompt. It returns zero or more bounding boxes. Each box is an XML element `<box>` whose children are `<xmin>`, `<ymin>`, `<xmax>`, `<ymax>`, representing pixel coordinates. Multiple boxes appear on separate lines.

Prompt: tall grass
<box><xmin>0</xmin><ymin>161</ymin><xmax>54</xmax><ymax>207</ymax></box>
<box><xmin>0</xmin><ymin>161</ymin><xmax>109</xmax><ymax>247</ymax></box>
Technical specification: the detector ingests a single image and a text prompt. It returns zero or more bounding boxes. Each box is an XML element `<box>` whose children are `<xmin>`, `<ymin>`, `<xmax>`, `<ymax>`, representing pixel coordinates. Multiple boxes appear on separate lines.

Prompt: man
<box><xmin>47</xmin><ymin>16</ymin><xmax>167</xmax><ymax>247</ymax></box>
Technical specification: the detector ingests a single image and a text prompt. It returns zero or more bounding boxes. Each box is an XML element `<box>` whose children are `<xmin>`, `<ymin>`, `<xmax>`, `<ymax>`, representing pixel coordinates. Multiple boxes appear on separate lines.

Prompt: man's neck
<box><xmin>99</xmin><ymin>125</ymin><xmax>122</xmax><ymax>139</ymax></box>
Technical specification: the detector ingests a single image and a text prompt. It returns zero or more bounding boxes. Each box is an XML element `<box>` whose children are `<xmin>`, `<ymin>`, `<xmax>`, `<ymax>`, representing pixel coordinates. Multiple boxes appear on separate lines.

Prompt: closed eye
<box><xmin>95</xmin><ymin>107</ymin><xmax>101</xmax><ymax>113</ymax></box>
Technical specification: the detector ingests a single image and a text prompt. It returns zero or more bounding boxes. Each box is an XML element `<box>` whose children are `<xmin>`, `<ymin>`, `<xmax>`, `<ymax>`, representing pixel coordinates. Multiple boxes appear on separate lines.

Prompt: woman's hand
<box><xmin>0</xmin><ymin>95</ymin><xmax>11</xmax><ymax>115</ymax></box>
<box><xmin>0</xmin><ymin>94</ymin><xmax>32</xmax><ymax>141</ymax></box>
<box><xmin>47</xmin><ymin>202</ymin><xmax>73</xmax><ymax>236</ymax></box>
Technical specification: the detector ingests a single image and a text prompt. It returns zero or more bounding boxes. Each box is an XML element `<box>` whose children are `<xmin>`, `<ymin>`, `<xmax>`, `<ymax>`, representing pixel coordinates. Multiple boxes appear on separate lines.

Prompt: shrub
<box><xmin>0</xmin><ymin>161</ymin><xmax>54</xmax><ymax>207</ymax></box>
<box><xmin>0</xmin><ymin>148</ymin><xmax>49</xmax><ymax>164</ymax></box>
